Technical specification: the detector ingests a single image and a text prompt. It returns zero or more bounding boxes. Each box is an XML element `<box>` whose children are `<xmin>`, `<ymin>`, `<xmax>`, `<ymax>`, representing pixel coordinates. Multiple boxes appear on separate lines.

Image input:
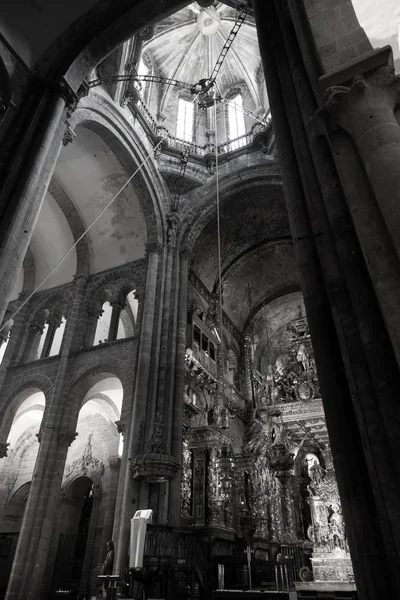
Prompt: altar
<box><xmin>212</xmin><ymin>591</ymin><xmax>297</xmax><ymax>600</ymax></box>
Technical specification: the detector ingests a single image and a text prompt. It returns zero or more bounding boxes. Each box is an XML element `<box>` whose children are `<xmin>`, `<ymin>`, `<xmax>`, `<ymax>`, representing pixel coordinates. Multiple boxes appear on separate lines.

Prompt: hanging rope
<box><xmin>214</xmin><ymin>84</ymin><xmax>225</xmax><ymax>386</ymax></box>
<box><xmin>0</xmin><ymin>93</ymin><xmax>203</xmax><ymax>333</ymax></box>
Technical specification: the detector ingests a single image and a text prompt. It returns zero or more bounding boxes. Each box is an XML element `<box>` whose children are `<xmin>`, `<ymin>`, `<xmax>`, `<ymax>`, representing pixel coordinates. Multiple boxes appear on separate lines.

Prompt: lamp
<box><xmin>197</xmin><ymin>7</ymin><xmax>221</xmax><ymax>36</ymax></box>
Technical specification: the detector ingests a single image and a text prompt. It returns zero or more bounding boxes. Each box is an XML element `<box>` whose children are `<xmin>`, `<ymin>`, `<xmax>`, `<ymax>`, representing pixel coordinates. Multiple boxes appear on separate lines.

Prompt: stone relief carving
<box><xmin>180</xmin><ymin>428</ymin><xmax>192</xmax><ymax>518</ymax></box>
<box><xmin>148</xmin><ymin>411</ymin><xmax>164</xmax><ymax>453</ymax></box>
<box><xmin>63</xmin><ymin>433</ymin><xmax>105</xmax><ymax>479</ymax></box>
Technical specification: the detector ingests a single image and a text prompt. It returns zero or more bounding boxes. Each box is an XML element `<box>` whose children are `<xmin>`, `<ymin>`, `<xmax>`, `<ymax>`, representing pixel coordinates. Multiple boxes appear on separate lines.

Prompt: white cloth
<box><xmin>129</xmin><ymin>509</ymin><xmax>153</xmax><ymax>569</ymax></box>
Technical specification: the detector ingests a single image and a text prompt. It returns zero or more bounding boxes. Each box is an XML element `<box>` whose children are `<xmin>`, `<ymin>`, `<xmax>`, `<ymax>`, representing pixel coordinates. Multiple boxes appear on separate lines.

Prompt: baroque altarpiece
<box><xmin>182</xmin><ymin>278</ymin><xmax>354</xmax><ymax>587</ymax></box>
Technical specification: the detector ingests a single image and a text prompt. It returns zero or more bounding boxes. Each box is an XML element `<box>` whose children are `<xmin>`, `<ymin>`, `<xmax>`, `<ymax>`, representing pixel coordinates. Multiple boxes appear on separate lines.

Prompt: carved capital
<box><xmin>145</xmin><ymin>241</ymin><xmax>163</xmax><ymax>256</ymax></box>
<box><xmin>73</xmin><ymin>273</ymin><xmax>89</xmax><ymax>285</ymax></box>
<box><xmin>130</xmin><ymin>452</ymin><xmax>180</xmax><ymax>482</ymax></box>
<box><xmin>0</xmin><ymin>442</ymin><xmax>10</xmax><ymax>458</ymax></box>
<box><xmin>148</xmin><ymin>411</ymin><xmax>164</xmax><ymax>453</ymax></box>
<box><xmin>109</xmin><ymin>456</ymin><xmax>121</xmax><ymax>470</ymax></box>
<box><xmin>320</xmin><ymin>64</ymin><xmax>400</xmax><ymax>134</ymax></box>
<box><xmin>166</xmin><ymin>211</ymin><xmax>180</xmax><ymax>247</ymax></box>
<box><xmin>58</xmin><ymin>431</ymin><xmax>78</xmax><ymax>447</ymax></box>
<box><xmin>63</xmin><ymin>123</ymin><xmax>76</xmax><ymax>146</ymax></box>
<box><xmin>115</xmin><ymin>420</ymin><xmax>126</xmax><ymax>436</ymax></box>
<box><xmin>51</xmin><ymin>78</ymin><xmax>78</xmax><ymax>111</ymax></box>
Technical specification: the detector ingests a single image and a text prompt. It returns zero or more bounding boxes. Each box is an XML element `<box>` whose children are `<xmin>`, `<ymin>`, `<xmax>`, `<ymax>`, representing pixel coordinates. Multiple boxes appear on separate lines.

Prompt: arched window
<box><xmin>93</xmin><ymin>291</ymin><xmax>137</xmax><ymax>346</ymax></box>
<box><xmin>177</xmin><ymin>98</ymin><xmax>194</xmax><ymax>142</ymax></box>
<box><xmin>33</xmin><ymin>310</ymin><xmax>66</xmax><ymax>360</ymax></box>
<box><xmin>227</xmin><ymin>93</ymin><xmax>246</xmax><ymax>150</ymax></box>
<box><xmin>138</xmin><ymin>56</ymin><xmax>149</xmax><ymax>100</ymax></box>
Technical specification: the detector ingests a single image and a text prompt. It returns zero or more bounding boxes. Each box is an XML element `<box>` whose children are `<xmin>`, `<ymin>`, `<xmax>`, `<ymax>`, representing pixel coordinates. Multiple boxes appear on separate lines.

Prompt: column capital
<box><xmin>115</xmin><ymin>419</ymin><xmax>127</xmax><ymax>436</ymax></box>
<box><xmin>36</xmin><ymin>427</ymin><xmax>77</xmax><ymax>446</ymax></box>
<box><xmin>63</xmin><ymin>123</ymin><xmax>76</xmax><ymax>146</ymax></box>
<box><xmin>166</xmin><ymin>211</ymin><xmax>180</xmax><ymax>248</ymax></box>
<box><xmin>50</xmin><ymin>78</ymin><xmax>78</xmax><ymax>111</ymax></box>
<box><xmin>145</xmin><ymin>241</ymin><xmax>163</xmax><ymax>256</ymax></box>
<box><xmin>58</xmin><ymin>430</ymin><xmax>78</xmax><ymax>447</ymax></box>
<box><xmin>0</xmin><ymin>442</ymin><xmax>10</xmax><ymax>458</ymax></box>
<box><xmin>109</xmin><ymin>456</ymin><xmax>121</xmax><ymax>470</ymax></box>
<box><xmin>318</xmin><ymin>47</ymin><xmax>400</xmax><ymax>135</ymax></box>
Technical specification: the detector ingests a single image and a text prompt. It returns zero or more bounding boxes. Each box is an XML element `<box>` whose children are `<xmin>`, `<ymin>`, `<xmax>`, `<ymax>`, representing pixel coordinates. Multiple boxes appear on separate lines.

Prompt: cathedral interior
<box><xmin>0</xmin><ymin>1</ymin><xmax>399</xmax><ymax>599</ymax></box>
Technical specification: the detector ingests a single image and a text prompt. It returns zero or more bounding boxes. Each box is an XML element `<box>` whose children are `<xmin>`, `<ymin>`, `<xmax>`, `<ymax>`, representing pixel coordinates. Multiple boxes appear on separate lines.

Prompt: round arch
<box><xmin>47</xmin><ymin>178</ymin><xmax>90</xmax><ymax>277</ymax></box>
<box><xmin>180</xmin><ymin>162</ymin><xmax>282</xmax><ymax>252</ymax></box>
<box><xmin>66</xmin><ymin>97</ymin><xmax>171</xmax><ymax>245</ymax></box>
<box><xmin>61</xmin><ymin>362</ymin><xmax>130</xmax><ymax>430</ymax></box>
<box><xmin>0</xmin><ymin>378</ymin><xmax>52</xmax><ymax>443</ymax></box>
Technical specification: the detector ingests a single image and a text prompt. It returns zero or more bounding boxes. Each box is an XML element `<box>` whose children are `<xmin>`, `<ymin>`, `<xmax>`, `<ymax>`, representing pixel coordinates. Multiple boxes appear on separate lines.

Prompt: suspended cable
<box><xmin>1</xmin><ymin>93</ymin><xmax>202</xmax><ymax>333</ymax></box>
<box><xmin>214</xmin><ymin>84</ymin><xmax>225</xmax><ymax>387</ymax></box>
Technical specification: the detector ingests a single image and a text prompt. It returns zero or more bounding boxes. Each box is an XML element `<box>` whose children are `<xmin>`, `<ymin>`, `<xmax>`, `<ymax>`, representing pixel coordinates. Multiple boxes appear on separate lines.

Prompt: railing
<box><xmin>137</xmin><ymin>99</ymin><xmax>158</xmax><ymax>134</ymax></box>
<box><xmin>218</xmin><ymin>132</ymin><xmax>252</xmax><ymax>154</ymax></box>
<box><xmin>223</xmin><ymin>379</ymin><xmax>246</xmax><ymax>410</ymax></box>
<box><xmin>167</xmin><ymin>135</ymin><xmax>205</xmax><ymax>157</ymax></box>
<box><xmin>130</xmin><ymin>99</ymin><xmax>272</xmax><ymax>161</ymax></box>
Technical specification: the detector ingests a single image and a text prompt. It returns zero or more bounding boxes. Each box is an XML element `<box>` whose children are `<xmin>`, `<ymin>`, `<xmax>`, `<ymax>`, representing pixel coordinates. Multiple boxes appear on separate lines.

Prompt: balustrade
<box><xmin>130</xmin><ymin>98</ymin><xmax>272</xmax><ymax>162</ymax></box>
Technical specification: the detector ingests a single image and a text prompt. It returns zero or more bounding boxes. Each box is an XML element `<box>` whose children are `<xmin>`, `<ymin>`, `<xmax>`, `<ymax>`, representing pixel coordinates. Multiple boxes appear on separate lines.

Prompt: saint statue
<box><xmin>296</xmin><ymin>343</ymin><xmax>310</xmax><ymax>371</ymax></box>
<box><xmin>243</xmin><ymin>409</ymin><xmax>276</xmax><ymax>456</ymax></box>
<box><xmin>102</xmin><ymin>540</ymin><xmax>115</xmax><ymax>575</ymax></box>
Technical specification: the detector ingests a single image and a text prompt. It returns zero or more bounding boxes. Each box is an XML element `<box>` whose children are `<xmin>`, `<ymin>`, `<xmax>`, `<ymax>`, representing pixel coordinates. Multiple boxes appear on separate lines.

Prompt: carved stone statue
<box><xmin>102</xmin><ymin>540</ymin><xmax>114</xmax><ymax>575</ymax></box>
<box><xmin>243</xmin><ymin>409</ymin><xmax>271</xmax><ymax>456</ymax></box>
<box><xmin>296</xmin><ymin>343</ymin><xmax>310</xmax><ymax>371</ymax></box>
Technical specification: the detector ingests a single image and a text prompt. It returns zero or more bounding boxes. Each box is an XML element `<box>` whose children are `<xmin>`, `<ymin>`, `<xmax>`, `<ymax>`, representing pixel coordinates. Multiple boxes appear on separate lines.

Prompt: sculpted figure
<box><xmin>243</xmin><ymin>410</ymin><xmax>270</xmax><ymax>456</ymax></box>
<box><xmin>102</xmin><ymin>540</ymin><xmax>114</xmax><ymax>575</ymax></box>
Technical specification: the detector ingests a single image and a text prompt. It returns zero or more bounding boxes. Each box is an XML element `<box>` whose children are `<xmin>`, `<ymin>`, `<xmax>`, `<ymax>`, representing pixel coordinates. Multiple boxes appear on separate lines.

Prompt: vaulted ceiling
<box><xmin>146</xmin><ymin>3</ymin><xmax>265</xmax><ymax>108</ymax></box>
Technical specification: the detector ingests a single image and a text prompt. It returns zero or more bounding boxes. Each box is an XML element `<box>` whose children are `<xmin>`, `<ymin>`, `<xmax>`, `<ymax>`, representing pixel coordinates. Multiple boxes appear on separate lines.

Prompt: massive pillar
<box><xmin>252</xmin><ymin>1</ymin><xmax>400</xmax><ymax>597</ymax></box>
<box><xmin>5</xmin><ymin>274</ymin><xmax>88</xmax><ymax>600</ymax></box>
<box><xmin>113</xmin><ymin>243</ymin><xmax>161</xmax><ymax>574</ymax></box>
<box><xmin>320</xmin><ymin>48</ymin><xmax>400</xmax><ymax>364</ymax></box>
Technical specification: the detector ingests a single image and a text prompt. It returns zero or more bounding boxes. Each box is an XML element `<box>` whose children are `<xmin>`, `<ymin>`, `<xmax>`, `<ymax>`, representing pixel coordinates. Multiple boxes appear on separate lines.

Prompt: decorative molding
<box><xmin>130</xmin><ymin>452</ymin><xmax>180</xmax><ymax>482</ymax></box>
<box><xmin>64</xmin><ymin>434</ymin><xmax>105</xmax><ymax>478</ymax></box>
<box><xmin>109</xmin><ymin>456</ymin><xmax>121</xmax><ymax>470</ymax></box>
<box><xmin>148</xmin><ymin>411</ymin><xmax>164</xmax><ymax>453</ymax></box>
<box><xmin>145</xmin><ymin>241</ymin><xmax>163</xmax><ymax>256</ymax></box>
<box><xmin>0</xmin><ymin>442</ymin><xmax>10</xmax><ymax>458</ymax></box>
<box><xmin>63</xmin><ymin>123</ymin><xmax>76</xmax><ymax>146</ymax></box>
<box><xmin>115</xmin><ymin>419</ymin><xmax>127</xmax><ymax>436</ymax></box>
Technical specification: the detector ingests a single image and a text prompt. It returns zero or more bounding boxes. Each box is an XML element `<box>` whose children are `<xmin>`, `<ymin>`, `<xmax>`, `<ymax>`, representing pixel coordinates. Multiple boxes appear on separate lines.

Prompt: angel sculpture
<box><xmin>242</xmin><ymin>409</ymin><xmax>271</xmax><ymax>456</ymax></box>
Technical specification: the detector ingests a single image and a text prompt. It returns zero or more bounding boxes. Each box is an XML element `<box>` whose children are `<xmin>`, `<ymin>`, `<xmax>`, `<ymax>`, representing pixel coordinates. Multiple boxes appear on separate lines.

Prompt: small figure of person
<box><xmin>97</xmin><ymin>541</ymin><xmax>115</xmax><ymax>599</ymax></box>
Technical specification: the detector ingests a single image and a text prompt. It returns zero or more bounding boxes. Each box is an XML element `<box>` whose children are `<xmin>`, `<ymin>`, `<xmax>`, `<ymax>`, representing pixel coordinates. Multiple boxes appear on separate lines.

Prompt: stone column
<box><xmin>192</xmin><ymin>448</ymin><xmax>207</xmax><ymax>527</ymax></box>
<box><xmin>243</xmin><ymin>335</ymin><xmax>253</xmax><ymax>404</ymax></box>
<box><xmin>113</xmin><ymin>243</ymin><xmax>161</xmax><ymax>575</ymax></box>
<box><xmin>320</xmin><ymin>50</ymin><xmax>400</xmax><ymax>362</ymax></box>
<box><xmin>22</xmin><ymin>319</ymin><xmax>45</xmax><ymax>363</ymax></box>
<box><xmin>252</xmin><ymin>1</ymin><xmax>399</xmax><ymax>597</ymax></box>
<box><xmin>6</xmin><ymin>273</ymin><xmax>87</xmax><ymax>599</ymax></box>
<box><xmin>281</xmin><ymin>475</ymin><xmax>300</xmax><ymax>542</ymax></box>
<box><xmin>168</xmin><ymin>249</ymin><xmax>189</xmax><ymax>525</ymax></box>
<box><xmin>276</xmin><ymin>0</ymin><xmax>400</xmax><ymax>582</ymax></box>
<box><xmin>108</xmin><ymin>300</ymin><xmax>124</xmax><ymax>341</ymax></box>
<box><xmin>41</xmin><ymin>312</ymin><xmax>62</xmax><ymax>358</ymax></box>
<box><xmin>100</xmin><ymin>456</ymin><xmax>121</xmax><ymax>554</ymax></box>
<box><xmin>0</xmin><ymin>80</ymin><xmax>74</xmax><ymax>327</ymax></box>
<box><xmin>320</xmin><ymin>51</ymin><xmax>400</xmax><ymax>261</ymax></box>
<box><xmin>84</xmin><ymin>302</ymin><xmax>103</xmax><ymax>348</ymax></box>
<box><xmin>5</xmin><ymin>428</ymin><xmax>78</xmax><ymax>600</ymax></box>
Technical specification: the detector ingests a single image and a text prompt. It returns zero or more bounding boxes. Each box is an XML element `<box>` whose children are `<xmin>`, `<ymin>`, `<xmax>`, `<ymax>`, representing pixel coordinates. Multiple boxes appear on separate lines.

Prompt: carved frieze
<box><xmin>131</xmin><ymin>452</ymin><xmax>180</xmax><ymax>482</ymax></box>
